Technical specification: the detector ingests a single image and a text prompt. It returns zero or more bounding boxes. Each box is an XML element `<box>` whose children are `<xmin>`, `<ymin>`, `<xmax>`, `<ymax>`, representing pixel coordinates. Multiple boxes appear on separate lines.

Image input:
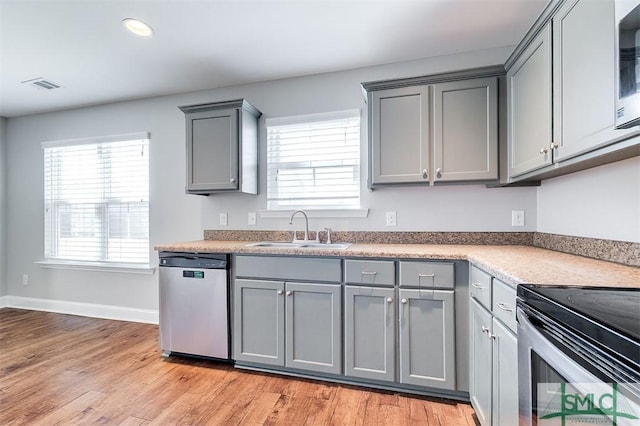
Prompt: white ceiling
<box><xmin>0</xmin><ymin>0</ymin><xmax>547</xmax><ymax>118</ymax></box>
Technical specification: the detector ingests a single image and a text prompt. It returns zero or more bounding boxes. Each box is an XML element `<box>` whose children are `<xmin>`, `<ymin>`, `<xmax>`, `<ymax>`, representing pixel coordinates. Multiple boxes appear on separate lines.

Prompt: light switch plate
<box><xmin>219</xmin><ymin>213</ymin><xmax>228</xmax><ymax>226</ymax></box>
<box><xmin>511</xmin><ymin>210</ymin><xmax>525</xmax><ymax>227</ymax></box>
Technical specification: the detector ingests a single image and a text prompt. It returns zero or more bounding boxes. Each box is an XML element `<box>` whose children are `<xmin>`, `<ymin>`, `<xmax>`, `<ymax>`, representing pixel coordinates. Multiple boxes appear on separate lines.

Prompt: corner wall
<box><xmin>537</xmin><ymin>156</ymin><xmax>640</xmax><ymax>243</ymax></box>
<box><xmin>0</xmin><ymin>117</ymin><xmax>7</xmax><ymax>299</ymax></box>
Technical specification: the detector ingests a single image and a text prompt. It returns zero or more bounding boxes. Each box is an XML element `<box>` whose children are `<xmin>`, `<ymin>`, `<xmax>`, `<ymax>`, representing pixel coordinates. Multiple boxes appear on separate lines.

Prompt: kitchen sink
<box><xmin>245</xmin><ymin>241</ymin><xmax>352</xmax><ymax>250</ymax></box>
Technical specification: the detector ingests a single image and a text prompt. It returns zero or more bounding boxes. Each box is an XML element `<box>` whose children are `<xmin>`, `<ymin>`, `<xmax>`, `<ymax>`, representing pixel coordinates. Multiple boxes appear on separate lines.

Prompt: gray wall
<box><xmin>537</xmin><ymin>157</ymin><xmax>640</xmax><ymax>243</ymax></box>
<box><xmin>0</xmin><ymin>117</ymin><xmax>6</xmax><ymax>298</ymax></box>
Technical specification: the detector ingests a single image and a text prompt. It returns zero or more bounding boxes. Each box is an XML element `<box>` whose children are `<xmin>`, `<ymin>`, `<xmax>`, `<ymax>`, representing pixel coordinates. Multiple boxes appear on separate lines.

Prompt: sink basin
<box><xmin>245</xmin><ymin>241</ymin><xmax>352</xmax><ymax>250</ymax></box>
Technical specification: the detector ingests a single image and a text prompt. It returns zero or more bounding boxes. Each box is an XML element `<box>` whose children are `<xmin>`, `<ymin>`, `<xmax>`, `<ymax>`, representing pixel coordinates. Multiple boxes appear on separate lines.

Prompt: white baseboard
<box><xmin>0</xmin><ymin>296</ymin><xmax>158</xmax><ymax>324</ymax></box>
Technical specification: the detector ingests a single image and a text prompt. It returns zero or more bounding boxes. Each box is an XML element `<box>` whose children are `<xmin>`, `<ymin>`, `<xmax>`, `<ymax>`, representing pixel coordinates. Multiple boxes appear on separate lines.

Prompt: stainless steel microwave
<box><xmin>616</xmin><ymin>0</ymin><xmax>640</xmax><ymax>128</ymax></box>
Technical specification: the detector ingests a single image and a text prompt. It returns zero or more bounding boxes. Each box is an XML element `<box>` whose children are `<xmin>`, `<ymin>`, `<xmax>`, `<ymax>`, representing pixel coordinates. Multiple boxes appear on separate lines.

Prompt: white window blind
<box><xmin>42</xmin><ymin>133</ymin><xmax>150</xmax><ymax>265</ymax></box>
<box><xmin>266</xmin><ymin>110</ymin><xmax>360</xmax><ymax>210</ymax></box>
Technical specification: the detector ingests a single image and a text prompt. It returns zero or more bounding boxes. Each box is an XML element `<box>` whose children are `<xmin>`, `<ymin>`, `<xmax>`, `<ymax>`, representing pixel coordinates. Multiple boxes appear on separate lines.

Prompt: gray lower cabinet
<box><xmin>399</xmin><ymin>288</ymin><xmax>456</xmax><ymax>390</ymax></box>
<box><xmin>285</xmin><ymin>282</ymin><xmax>342</xmax><ymax>375</ymax></box>
<box><xmin>469</xmin><ymin>265</ymin><xmax>519</xmax><ymax>426</ymax></box>
<box><xmin>491</xmin><ymin>318</ymin><xmax>518</xmax><ymax>426</ymax></box>
<box><xmin>234</xmin><ymin>279</ymin><xmax>285</xmax><ymax>366</ymax></box>
<box><xmin>469</xmin><ymin>298</ymin><xmax>493</xmax><ymax>426</ymax></box>
<box><xmin>344</xmin><ymin>285</ymin><xmax>395</xmax><ymax>381</ymax></box>
<box><xmin>234</xmin><ymin>278</ymin><xmax>342</xmax><ymax>375</ymax></box>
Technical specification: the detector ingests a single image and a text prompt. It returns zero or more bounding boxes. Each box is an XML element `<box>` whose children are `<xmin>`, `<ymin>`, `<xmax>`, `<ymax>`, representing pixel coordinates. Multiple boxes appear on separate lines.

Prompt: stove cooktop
<box><xmin>518</xmin><ymin>284</ymin><xmax>640</xmax><ymax>368</ymax></box>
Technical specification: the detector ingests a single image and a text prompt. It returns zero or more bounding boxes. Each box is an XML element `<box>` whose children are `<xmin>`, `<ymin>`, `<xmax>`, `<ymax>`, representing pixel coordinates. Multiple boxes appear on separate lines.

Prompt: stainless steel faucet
<box><xmin>289</xmin><ymin>210</ymin><xmax>310</xmax><ymax>242</ymax></box>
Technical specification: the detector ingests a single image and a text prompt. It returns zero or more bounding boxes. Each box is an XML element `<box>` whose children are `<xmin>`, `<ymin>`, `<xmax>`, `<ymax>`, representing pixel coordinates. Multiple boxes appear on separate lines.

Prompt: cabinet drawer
<box><xmin>470</xmin><ymin>266</ymin><xmax>492</xmax><ymax>309</ymax></box>
<box><xmin>344</xmin><ymin>260</ymin><xmax>395</xmax><ymax>286</ymax></box>
<box><xmin>399</xmin><ymin>261</ymin><xmax>454</xmax><ymax>289</ymax></box>
<box><xmin>492</xmin><ymin>279</ymin><xmax>517</xmax><ymax>333</ymax></box>
<box><xmin>234</xmin><ymin>255</ymin><xmax>342</xmax><ymax>283</ymax></box>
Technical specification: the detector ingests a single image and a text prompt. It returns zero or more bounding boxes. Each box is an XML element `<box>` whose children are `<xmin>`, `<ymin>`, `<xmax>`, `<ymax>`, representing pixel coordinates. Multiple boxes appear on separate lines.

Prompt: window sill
<box><xmin>36</xmin><ymin>260</ymin><xmax>155</xmax><ymax>274</ymax></box>
<box><xmin>259</xmin><ymin>208</ymin><xmax>369</xmax><ymax>219</ymax></box>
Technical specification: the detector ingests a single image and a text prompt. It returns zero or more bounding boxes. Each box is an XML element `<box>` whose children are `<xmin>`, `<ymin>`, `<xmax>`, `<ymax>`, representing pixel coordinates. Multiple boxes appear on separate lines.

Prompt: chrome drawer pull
<box><xmin>361</xmin><ymin>271</ymin><xmax>377</xmax><ymax>276</ymax></box>
<box><xmin>497</xmin><ymin>303</ymin><xmax>514</xmax><ymax>312</ymax></box>
<box><xmin>471</xmin><ymin>283</ymin><xmax>485</xmax><ymax>289</ymax></box>
<box><xmin>418</xmin><ymin>273</ymin><xmax>435</xmax><ymax>278</ymax></box>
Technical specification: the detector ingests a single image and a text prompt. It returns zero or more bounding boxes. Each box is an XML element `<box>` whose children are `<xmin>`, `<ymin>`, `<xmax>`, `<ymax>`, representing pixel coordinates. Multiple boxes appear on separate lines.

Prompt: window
<box><xmin>266</xmin><ymin>110</ymin><xmax>360</xmax><ymax>210</ymax></box>
<box><xmin>42</xmin><ymin>133</ymin><xmax>149</xmax><ymax>265</ymax></box>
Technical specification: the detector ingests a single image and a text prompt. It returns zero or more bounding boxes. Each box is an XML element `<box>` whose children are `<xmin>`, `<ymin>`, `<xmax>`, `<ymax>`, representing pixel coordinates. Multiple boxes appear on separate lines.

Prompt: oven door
<box><xmin>517</xmin><ymin>306</ymin><xmax>640</xmax><ymax>425</ymax></box>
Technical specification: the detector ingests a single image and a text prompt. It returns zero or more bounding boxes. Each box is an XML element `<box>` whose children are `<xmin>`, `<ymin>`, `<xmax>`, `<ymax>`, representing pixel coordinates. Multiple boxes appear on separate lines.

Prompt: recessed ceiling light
<box><xmin>122</xmin><ymin>18</ymin><xmax>153</xmax><ymax>37</ymax></box>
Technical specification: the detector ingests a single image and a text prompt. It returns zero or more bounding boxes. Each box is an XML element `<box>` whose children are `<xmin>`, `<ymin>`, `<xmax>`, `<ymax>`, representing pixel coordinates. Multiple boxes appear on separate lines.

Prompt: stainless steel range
<box><xmin>517</xmin><ymin>285</ymin><xmax>640</xmax><ymax>425</ymax></box>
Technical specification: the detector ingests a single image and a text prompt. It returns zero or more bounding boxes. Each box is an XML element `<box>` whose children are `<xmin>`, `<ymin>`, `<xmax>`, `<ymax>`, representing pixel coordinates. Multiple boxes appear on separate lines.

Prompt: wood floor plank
<box><xmin>0</xmin><ymin>308</ymin><xmax>477</xmax><ymax>425</ymax></box>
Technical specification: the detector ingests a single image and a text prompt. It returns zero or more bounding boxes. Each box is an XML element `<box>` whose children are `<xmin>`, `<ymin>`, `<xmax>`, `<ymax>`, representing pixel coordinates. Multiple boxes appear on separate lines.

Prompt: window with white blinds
<box><xmin>42</xmin><ymin>133</ymin><xmax>150</xmax><ymax>265</ymax></box>
<box><xmin>266</xmin><ymin>110</ymin><xmax>360</xmax><ymax>210</ymax></box>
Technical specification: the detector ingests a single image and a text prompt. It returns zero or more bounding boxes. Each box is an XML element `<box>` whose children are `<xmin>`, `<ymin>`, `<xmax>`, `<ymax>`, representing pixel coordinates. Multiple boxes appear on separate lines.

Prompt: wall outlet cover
<box><xmin>511</xmin><ymin>210</ymin><xmax>525</xmax><ymax>227</ymax></box>
<box><xmin>219</xmin><ymin>213</ymin><xmax>228</xmax><ymax>226</ymax></box>
<box><xmin>248</xmin><ymin>212</ymin><xmax>257</xmax><ymax>226</ymax></box>
<box><xmin>385</xmin><ymin>211</ymin><xmax>397</xmax><ymax>227</ymax></box>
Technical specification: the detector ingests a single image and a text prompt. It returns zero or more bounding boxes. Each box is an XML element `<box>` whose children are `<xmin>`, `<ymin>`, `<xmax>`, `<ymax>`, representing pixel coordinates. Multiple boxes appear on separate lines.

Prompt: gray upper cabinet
<box><xmin>364</xmin><ymin>67</ymin><xmax>503</xmax><ymax>188</ymax></box>
<box><xmin>179</xmin><ymin>99</ymin><xmax>261</xmax><ymax>195</ymax></box>
<box><xmin>399</xmin><ymin>288</ymin><xmax>456</xmax><ymax>390</ymax></box>
<box><xmin>506</xmin><ymin>0</ymin><xmax>640</xmax><ymax>182</ymax></box>
<box><xmin>369</xmin><ymin>86</ymin><xmax>431</xmax><ymax>186</ymax></box>
<box><xmin>344</xmin><ymin>285</ymin><xmax>396</xmax><ymax>381</ymax></box>
<box><xmin>552</xmin><ymin>0</ymin><xmax>624</xmax><ymax>161</ymax></box>
<box><xmin>507</xmin><ymin>23</ymin><xmax>553</xmax><ymax>178</ymax></box>
<box><xmin>433</xmin><ymin>78</ymin><xmax>498</xmax><ymax>182</ymax></box>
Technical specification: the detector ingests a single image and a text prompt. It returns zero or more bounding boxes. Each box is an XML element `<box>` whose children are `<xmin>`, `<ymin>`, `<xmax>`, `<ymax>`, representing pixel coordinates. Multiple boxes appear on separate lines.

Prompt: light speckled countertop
<box><xmin>155</xmin><ymin>240</ymin><xmax>640</xmax><ymax>288</ymax></box>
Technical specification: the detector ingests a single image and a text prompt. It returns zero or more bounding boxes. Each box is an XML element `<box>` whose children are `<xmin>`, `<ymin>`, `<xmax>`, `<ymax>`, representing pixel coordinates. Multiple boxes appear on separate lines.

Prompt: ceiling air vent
<box><xmin>21</xmin><ymin>77</ymin><xmax>62</xmax><ymax>90</ymax></box>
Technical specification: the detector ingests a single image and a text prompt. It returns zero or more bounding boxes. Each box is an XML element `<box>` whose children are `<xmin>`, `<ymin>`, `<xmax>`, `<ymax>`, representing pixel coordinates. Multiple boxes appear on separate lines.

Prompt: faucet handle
<box><xmin>324</xmin><ymin>228</ymin><xmax>332</xmax><ymax>244</ymax></box>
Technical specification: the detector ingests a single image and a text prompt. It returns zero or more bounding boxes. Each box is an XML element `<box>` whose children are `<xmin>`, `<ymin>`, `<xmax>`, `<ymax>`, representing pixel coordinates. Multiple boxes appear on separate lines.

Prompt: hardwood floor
<box><xmin>0</xmin><ymin>308</ymin><xmax>478</xmax><ymax>425</ymax></box>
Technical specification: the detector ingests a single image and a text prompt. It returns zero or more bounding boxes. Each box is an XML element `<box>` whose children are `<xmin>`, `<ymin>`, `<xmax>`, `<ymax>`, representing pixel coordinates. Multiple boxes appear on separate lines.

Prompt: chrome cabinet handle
<box><xmin>471</xmin><ymin>283</ymin><xmax>485</xmax><ymax>289</ymax></box>
<box><xmin>230</xmin><ymin>178</ymin><xmax>236</xmax><ymax>183</ymax></box>
<box><xmin>488</xmin><ymin>333</ymin><xmax>496</xmax><ymax>340</ymax></box>
<box><xmin>540</xmin><ymin>147</ymin><xmax>549</xmax><ymax>154</ymax></box>
<box><xmin>436</xmin><ymin>168</ymin><xmax>442</xmax><ymax>179</ymax></box>
<box><xmin>497</xmin><ymin>303</ymin><xmax>514</xmax><ymax>312</ymax></box>
<box><xmin>361</xmin><ymin>271</ymin><xmax>377</xmax><ymax>276</ymax></box>
<box><xmin>422</xmin><ymin>169</ymin><xmax>428</xmax><ymax>179</ymax></box>
<box><xmin>481</xmin><ymin>326</ymin><xmax>490</xmax><ymax>334</ymax></box>
<box><xmin>386</xmin><ymin>297</ymin><xmax>393</xmax><ymax>303</ymax></box>
<box><xmin>401</xmin><ymin>298</ymin><xmax>408</xmax><ymax>304</ymax></box>
<box><xmin>550</xmin><ymin>142</ymin><xmax>559</xmax><ymax>150</ymax></box>
<box><xmin>418</xmin><ymin>273</ymin><xmax>435</xmax><ymax>278</ymax></box>
<box><xmin>277</xmin><ymin>290</ymin><xmax>284</xmax><ymax>295</ymax></box>
<box><xmin>286</xmin><ymin>291</ymin><xmax>292</xmax><ymax>296</ymax></box>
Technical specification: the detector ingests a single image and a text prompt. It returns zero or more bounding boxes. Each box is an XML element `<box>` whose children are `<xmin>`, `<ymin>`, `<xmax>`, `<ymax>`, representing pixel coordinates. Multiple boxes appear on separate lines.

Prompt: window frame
<box><xmin>40</xmin><ymin>132</ymin><xmax>151</xmax><ymax>271</ymax></box>
<box><xmin>265</xmin><ymin>109</ymin><xmax>363</xmax><ymax>211</ymax></box>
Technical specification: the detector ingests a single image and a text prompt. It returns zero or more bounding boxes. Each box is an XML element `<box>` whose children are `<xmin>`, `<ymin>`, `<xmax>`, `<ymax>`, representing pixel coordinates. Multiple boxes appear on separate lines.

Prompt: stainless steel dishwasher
<box><xmin>158</xmin><ymin>252</ymin><xmax>230</xmax><ymax>360</ymax></box>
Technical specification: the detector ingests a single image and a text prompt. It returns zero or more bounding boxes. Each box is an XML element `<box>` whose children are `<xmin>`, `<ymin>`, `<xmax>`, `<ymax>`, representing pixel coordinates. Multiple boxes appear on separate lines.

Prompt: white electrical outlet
<box><xmin>512</xmin><ymin>210</ymin><xmax>525</xmax><ymax>227</ymax></box>
<box><xmin>385</xmin><ymin>211</ymin><xmax>397</xmax><ymax>227</ymax></box>
<box><xmin>248</xmin><ymin>212</ymin><xmax>257</xmax><ymax>226</ymax></box>
<box><xmin>219</xmin><ymin>213</ymin><xmax>228</xmax><ymax>226</ymax></box>
<box><xmin>22</xmin><ymin>274</ymin><xmax>28</xmax><ymax>286</ymax></box>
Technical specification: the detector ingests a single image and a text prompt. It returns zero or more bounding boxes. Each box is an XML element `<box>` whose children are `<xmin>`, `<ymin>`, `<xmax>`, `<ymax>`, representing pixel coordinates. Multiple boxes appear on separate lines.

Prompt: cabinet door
<box><xmin>433</xmin><ymin>78</ymin><xmax>497</xmax><ymax>182</ymax></box>
<box><xmin>398</xmin><ymin>289</ymin><xmax>455</xmax><ymax>389</ymax></box>
<box><xmin>370</xmin><ymin>86</ymin><xmax>430</xmax><ymax>185</ymax></box>
<box><xmin>233</xmin><ymin>279</ymin><xmax>285</xmax><ymax>366</ymax></box>
<box><xmin>469</xmin><ymin>298</ymin><xmax>493</xmax><ymax>426</ymax></box>
<box><xmin>507</xmin><ymin>23</ymin><xmax>553</xmax><ymax>178</ymax></box>
<box><xmin>553</xmin><ymin>0</ymin><xmax>618</xmax><ymax>161</ymax></box>
<box><xmin>285</xmin><ymin>282</ymin><xmax>342</xmax><ymax>375</ymax></box>
<box><xmin>186</xmin><ymin>108</ymin><xmax>239</xmax><ymax>191</ymax></box>
<box><xmin>492</xmin><ymin>318</ymin><xmax>519</xmax><ymax>426</ymax></box>
<box><xmin>344</xmin><ymin>286</ymin><xmax>395</xmax><ymax>381</ymax></box>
